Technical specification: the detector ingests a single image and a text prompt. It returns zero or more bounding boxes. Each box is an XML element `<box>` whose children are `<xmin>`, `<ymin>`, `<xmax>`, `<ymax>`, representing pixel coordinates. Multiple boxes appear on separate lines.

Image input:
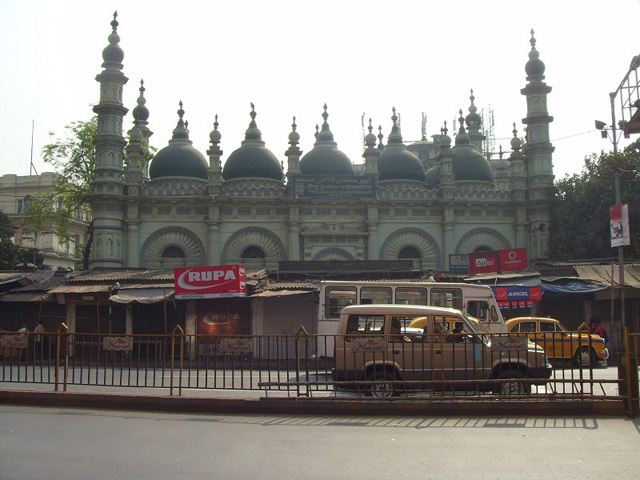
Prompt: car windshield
<box><xmin>460</xmin><ymin>313</ymin><xmax>490</xmax><ymax>344</ymax></box>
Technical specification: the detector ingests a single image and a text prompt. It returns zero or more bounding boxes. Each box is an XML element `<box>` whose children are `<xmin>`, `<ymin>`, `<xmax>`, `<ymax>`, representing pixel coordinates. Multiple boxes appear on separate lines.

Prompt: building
<box><xmin>0</xmin><ymin>173</ymin><xmax>89</xmax><ymax>270</ymax></box>
<box><xmin>89</xmin><ymin>14</ymin><xmax>554</xmax><ymax>275</ymax></box>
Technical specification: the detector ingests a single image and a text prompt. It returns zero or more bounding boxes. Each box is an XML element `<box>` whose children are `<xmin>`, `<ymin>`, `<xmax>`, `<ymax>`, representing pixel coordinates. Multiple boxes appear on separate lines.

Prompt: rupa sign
<box><xmin>174</xmin><ymin>265</ymin><xmax>246</xmax><ymax>299</ymax></box>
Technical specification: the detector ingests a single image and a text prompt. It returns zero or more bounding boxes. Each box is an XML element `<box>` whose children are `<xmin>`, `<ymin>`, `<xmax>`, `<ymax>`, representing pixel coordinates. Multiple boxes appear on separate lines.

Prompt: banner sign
<box><xmin>103</xmin><ymin>336</ymin><xmax>133</xmax><ymax>352</ymax></box>
<box><xmin>493</xmin><ymin>286</ymin><xmax>542</xmax><ymax>302</ymax></box>
<box><xmin>468</xmin><ymin>251</ymin><xmax>499</xmax><ymax>274</ymax></box>
<box><xmin>610</xmin><ymin>203</ymin><xmax>630</xmax><ymax>247</ymax></box>
<box><xmin>498</xmin><ymin>247</ymin><xmax>528</xmax><ymax>272</ymax></box>
<box><xmin>174</xmin><ymin>265</ymin><xmax>246</xmax><ymax>299</ymax></box>
<box><xmin>291</xmin><ymin>175</ymin><xmax>376</xmax><ymax>198</ymax></box>
<box><xmin>0</xmin><ymin>333</ymin><xmax>28</xmax><ymax>349</ymax></box>
<box><xmin>449</xmin><ymin>254</ymin><xmax>470</xmax><ymax>274</ymax></box>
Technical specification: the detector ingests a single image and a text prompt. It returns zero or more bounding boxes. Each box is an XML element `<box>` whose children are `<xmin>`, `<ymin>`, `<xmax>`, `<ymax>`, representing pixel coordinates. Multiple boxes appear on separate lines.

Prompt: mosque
<box><xmin>89</xmin><ymin>13</ymin><xmax>554</xmax><ymax>274</ymax></box>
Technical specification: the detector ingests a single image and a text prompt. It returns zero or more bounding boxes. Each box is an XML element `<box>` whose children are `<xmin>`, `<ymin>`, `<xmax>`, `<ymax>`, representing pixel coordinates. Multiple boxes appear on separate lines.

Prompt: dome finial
<box><xmin>171</xmin><ymin>101</ymin><xmax>189</xmax><ymax>139</ymax></box>
<box><xmin>388</xmin><ymin>107</ymin><xmax>403</xmax><ymax>144</ymax></box>
<box><xmin>530</xmin><ymin>29</ymin><xmax>536</xmax><ymax>49</ymax></box>
<box><xmin>377</xmin><ymin>125</ymin><xmax>384</xmax><ymax>150</ymax></box>
<box><xmin>132</xmin><ymin>79</ymin><xmax>150</xmax><ymax>122</ymax></box>
<box><xmin>209</xmin><ymin>114</ymin><xmax>222</xmax><ymax>146</ymax></box>
<box><xmin>244</xmin><ymin>103</ymin><xmax>261</xmax><ymax>140</ymax></box>
<box><xmin>511</xmin><ymin>122</ymin><xmax>522</xmax><ymax>151</ymax></box>
<box><xmin>102</xmin><ymin>11</ymin><xmax>124</xmax><ymax>63</ymax></box>
<box><xmin>365</xmin><ymin>118</ymin><xmax>376</xmax><ymax>149</ymax></box>
<box><xmin>288</xmin><ymin>116</ymin><xmax>300</xmax><ymax>147</ymax></box>
<box><xmin>322</xmin><ymin>104</ymin><xmax>328</xmax><ymax>124</ymax></box>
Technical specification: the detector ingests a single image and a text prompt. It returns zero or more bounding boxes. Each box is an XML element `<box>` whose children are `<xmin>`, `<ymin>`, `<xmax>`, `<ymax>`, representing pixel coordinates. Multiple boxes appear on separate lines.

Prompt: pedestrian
<box><xmin>33</xmin><ymin>320</ymin><xmax>45</xmax><ymax>358</ymax></box>
<box><xmin>589</xmin><ymin>319</ymin><xmax>605</xmax><ymax>338</ymax></box>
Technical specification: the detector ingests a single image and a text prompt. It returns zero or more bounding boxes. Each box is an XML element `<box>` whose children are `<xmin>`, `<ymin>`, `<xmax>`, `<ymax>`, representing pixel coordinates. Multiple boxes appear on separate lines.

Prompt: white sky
<box><xmin>1</xmin><ymin>0</ymin><xmax>639</xmax><ymax>180</ymax></box>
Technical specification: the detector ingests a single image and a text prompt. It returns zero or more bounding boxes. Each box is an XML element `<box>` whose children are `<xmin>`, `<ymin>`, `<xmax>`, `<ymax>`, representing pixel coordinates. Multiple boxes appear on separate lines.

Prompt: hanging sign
<box><xmin>174</xmin><ymin>265</ymin><xmax>246</xmax><ymax>299</ymax></box>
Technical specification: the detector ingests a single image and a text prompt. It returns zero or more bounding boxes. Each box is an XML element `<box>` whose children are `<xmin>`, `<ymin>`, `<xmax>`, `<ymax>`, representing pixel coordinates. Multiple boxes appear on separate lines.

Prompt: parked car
<box><xmin>333</xmin><ymin>305</ymin><xmax>552</xmax><ymax>397</ymax></box>
<box><xmin>505</xmin><ymin>317</ymin><xmax>608</xmax><ymax>367</ymax></box>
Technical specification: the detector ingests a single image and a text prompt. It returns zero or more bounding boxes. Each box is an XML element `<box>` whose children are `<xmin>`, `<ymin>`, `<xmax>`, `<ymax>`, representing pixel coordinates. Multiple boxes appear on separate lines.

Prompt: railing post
<box><xmin>55</xmin><ymin>323</ymin><xmax>69</xmax><ymax>392</ymax></box>
<box><xmin>295</xmin><ymin>326</ymin><xmax>310</xmax><ymax>397</ymax></box>
<box><xmin>171</xmin><ymin>325</ymin><xmax>184</xmax><ymax>396</ymax></box>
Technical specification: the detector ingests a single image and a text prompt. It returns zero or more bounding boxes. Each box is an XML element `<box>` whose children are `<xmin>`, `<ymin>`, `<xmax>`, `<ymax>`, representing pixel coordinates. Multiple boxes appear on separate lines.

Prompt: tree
<box><xmin>0</xmin><ymin>210</ymin><xmax>17</xmax><ymax>269</ymax></box>
<box><xmin>550</xmin><ymin>138</ymin><xmax>640</xmax><ymax>259</ymax></box>
<box><xmin>22</xmin><ymin>117</ymin><xmax>96</xmax><ymax>269</ymax></box>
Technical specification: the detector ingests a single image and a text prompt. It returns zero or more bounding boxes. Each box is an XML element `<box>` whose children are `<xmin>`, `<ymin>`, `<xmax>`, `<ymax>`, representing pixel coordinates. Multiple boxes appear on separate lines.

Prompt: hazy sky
<box><xmin>1</xmin><ymin>0</ymin><xmax>639</xmax><ymax>180</ymax></box>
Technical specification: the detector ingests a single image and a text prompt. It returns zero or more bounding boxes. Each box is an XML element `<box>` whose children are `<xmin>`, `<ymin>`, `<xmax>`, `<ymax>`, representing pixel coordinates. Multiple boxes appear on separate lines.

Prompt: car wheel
<box><xmin>574</xmin><ymin>347</ymin><xmax>592</xmax><ymax>368</ymax></box>
<box><xmin>494</xmin><ymin>370</ymin><xmax>530</xmax><ymax>395</ymax></box>
<box><xmin>365</xmin><ymin>371</ymin><xmax>395</xmax><ymax>398</ymax></box>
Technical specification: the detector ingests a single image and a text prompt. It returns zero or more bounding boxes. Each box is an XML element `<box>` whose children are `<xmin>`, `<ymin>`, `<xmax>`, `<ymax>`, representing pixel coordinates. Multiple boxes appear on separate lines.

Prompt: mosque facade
<box><xmin>89</xmin><ymin>14</ymin><xmax>554</xmax><ymax>274</ymax></box>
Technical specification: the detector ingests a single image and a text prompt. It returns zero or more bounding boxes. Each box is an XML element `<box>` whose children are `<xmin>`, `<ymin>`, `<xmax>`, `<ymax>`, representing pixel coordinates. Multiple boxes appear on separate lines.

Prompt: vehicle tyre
<box><xmin>573</xmin><ymin>347</ymin><xmax>593</xmax><ymax>368</ymax></box>
<box><xmin>494</xmin><ymin>370</ymin><xmax>530</xmax><ymax>395</ymax></box>
<box><xmin>365</xmin><ymin>371</ymin><xmax>396</xmax><ymax>398</ymax></box>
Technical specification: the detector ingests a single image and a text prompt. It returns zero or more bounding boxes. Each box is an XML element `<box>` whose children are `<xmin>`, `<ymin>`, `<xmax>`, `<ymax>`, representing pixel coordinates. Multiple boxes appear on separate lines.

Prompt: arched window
<box><xmin>160</xmin><ymin>246</ymin><xmax>186</xmax><ymax>268</ymax></box>
<box><xmin>399</xmin><ymin>246</ymin><xmax>423</xmax><ymax>271</ymax></box>
<box><xmin>241</xmin><ymin>246</ymin><xmax>266</xmax><ymax>270</ymax></box>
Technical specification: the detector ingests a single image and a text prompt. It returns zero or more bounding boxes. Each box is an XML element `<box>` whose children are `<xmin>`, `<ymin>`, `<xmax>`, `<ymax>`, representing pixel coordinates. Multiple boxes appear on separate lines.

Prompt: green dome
<box><xmin>150</xmin><ymin>144</ymin><xmax>207</xmax><ymax>180</ymax></box>
<box><xmin>377</xmin><ymin>109</ymin><xmax>425</xmax><ymax>182</ymax></box>
<box><xmin>425</xmin><ymin>164</ymin><xmax>441</xmax><ymax>189</ymax></box>
<box><xmin>451</xmin><ymin>145</ymin><xmax>495</xmax><ymax>182</ymax></box>
<box><xmin>299</xmin><ymin>105</ymin><xmax>355</xmax><ymax>175</ymax></box>
<box><xmin>149</xmin><ymin>102</ymin><xmax>207</xmax><ymax>180</ymax></box>
<box><xmin>223</xmin><ymin>145</ymin><xmax>283</xmax><ymax>180</ymax></box>
<box><xmin>222</xmin><ymin>104</ymin><xmax>283</xmax><ymax>181</ymax></box>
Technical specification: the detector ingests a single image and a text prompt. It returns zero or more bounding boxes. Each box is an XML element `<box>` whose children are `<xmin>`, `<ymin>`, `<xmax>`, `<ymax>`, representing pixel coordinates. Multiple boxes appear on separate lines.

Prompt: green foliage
<box><xmin>550</xmin><ymin>138</ymin><xmax>640</xmax><ymax>259</ymax></box>
<box><xmin>21</xmin><ymin>118</ymin><xmax>97</xmax><ymax>268</ymax></box>
<box><xmin>0</xmin><ymin>210</ymin><xmax>17</xmax><ymax>269</ymax></box>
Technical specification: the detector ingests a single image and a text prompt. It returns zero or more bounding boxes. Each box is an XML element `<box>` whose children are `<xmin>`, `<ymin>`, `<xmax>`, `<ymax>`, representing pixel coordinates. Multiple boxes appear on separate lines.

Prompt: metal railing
<box><xmin>0</xmin><ymin>326</ymin><xmax>632</xmax><ymax>408</ymax></box>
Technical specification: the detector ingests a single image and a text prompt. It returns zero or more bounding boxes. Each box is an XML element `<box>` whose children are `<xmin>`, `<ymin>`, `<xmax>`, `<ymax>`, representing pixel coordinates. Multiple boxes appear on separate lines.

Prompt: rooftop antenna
<box><xmin>361</xmin><ymin>113</ymin><xmax>366</xmax><ymax>148</ymax></box>
<box><xmin>30</xmin><ymin>120</ymin><xmax>38</xmax><ymax>176</ymax></box>
<box><xmin>421</xmin><ymin>112</ymin><xmax>427</xmax><ymax>140</ymax></box>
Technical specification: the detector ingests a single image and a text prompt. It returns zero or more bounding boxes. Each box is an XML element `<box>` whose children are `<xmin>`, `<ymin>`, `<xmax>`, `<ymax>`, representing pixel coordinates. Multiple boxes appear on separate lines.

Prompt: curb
<box><xmin>0</xmin><ymin>389</ymin><xmax>626</xmax><ymax>416</ymax></box>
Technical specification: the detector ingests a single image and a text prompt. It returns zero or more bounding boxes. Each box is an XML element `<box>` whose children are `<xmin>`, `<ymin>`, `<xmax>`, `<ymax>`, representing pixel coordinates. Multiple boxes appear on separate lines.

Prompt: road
<box><xmin>1</xmin><ymin>404</ymin><xmax>639</xmax><ymax>480</ymax></box>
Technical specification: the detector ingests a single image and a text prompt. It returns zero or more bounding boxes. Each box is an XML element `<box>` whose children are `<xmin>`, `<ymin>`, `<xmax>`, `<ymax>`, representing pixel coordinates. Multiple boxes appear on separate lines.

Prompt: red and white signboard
<box><xmin>498</xmin><ymin>247</ymin><xmax>528</xmax><ymax>272</ymax></box>
<box><xmin>174</xmin><ymin>265</ymin><xmax>246</xmax><ymax>299</ymax></box>
<box><xmin>468</xmin><ymin>251</ymin><xmax>499</xmax><ymax>274</ymax></box>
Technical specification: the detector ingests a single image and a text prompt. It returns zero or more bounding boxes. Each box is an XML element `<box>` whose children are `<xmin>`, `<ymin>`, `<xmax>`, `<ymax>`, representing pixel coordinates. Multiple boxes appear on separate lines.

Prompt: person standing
<box><xmin>33</xmin><ymin>320</ymin><xmax>45</xmax><ymax>358</ymax></box>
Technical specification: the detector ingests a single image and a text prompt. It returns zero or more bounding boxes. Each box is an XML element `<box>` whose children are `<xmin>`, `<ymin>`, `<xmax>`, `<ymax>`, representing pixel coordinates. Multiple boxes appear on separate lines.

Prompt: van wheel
<box><xmin>574</xmin><ymin>347</ymin><xmax>593</xmax><ymax>368</ymax></box>
<box><xmin>494</xmin><ymin>370</ymin><xmax>530</xmax><ymax>395</ymax></box>
<box><xmin>366</xmin><ymin>371</ymin><xmax>395</xmax><ymax>398</ymax></box>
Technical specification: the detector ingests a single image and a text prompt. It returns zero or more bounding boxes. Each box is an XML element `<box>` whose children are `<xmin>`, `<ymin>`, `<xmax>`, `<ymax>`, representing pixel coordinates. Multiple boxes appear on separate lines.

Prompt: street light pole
<box><xmin>609</xmin><ymin>92</ymin><xmax>626</xmax><ymax>330</ymax></box>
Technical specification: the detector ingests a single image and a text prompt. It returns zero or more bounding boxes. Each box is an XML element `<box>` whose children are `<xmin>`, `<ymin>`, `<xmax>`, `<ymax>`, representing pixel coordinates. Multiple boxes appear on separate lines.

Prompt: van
<box><xmin>333</xmin><ymin>304</ymin><xmax>552</xmax><ymax>397</ymax></box>
<box><xmin>318</xmin><ymin>280</ymin><xmax>505</xmax><ymax>358</ymax></box>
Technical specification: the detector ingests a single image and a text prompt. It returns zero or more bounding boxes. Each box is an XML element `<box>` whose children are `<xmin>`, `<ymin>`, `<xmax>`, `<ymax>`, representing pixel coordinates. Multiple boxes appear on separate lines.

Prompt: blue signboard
<box><xmin>449</xmin><ymin>254</ymin><xmax>469</xmax><ymax>274</ymax></box>
<box><xmin>291</xmin><ymin>175</ymin><xmax>376</xmax><ymax>198</ymax></box>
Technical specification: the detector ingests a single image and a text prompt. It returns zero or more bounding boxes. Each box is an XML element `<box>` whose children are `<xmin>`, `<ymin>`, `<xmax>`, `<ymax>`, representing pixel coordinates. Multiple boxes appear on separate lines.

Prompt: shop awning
<box><xmin>250</xmin><ymin>290</ymin><xmax>312</xmax><ymax>298</ymax></box>
<box><xmin>542</xmin><ymin>281</ymin><xmax>608</xmax><ymax>294</ymax></box>
<box><xmin>109</xmin><ymin>288</ymin><xmax>174</xmax><ymax>304</ymax></box>
<box><xmin>0</xmin><ymin>292</ymin><xmax>53</xmax><ymax>302</ymax></box>
<box><xmin>573</xmin><ymin>265</ymin><xmax>640</xmax><ymax>288</ymax></box>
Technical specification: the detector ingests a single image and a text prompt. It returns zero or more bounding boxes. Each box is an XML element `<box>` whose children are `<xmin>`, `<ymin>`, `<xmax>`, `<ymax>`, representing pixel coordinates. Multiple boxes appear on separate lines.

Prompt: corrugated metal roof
<box><xmin>0</xmin><ymin>292</ymin><xmax>54</xmax><ymax>302</ymax></box>
<box><xmin>48</xmin><ymin>284</ymin><xmax>111</xmax><ymax>294</ymax></box>
<box><xmin>66</xmin><ymin>268</ymin><xmax>173</xmax><ymax>283</ymax></box>
<box><xmin>574</xmin><ymin>265</ymin><xmax>640</xmax><ymax>288</ymax></box>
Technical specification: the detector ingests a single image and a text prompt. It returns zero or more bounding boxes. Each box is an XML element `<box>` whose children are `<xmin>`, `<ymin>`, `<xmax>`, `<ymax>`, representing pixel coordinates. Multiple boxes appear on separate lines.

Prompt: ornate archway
<box><xmin>222</xmin><ymin>227</ymin><xmax>286</xmax><ymax>270</ymax></box>
<box><xmin>141</xmin><ymin>227</ymin><xmax>205</xmax><ymax>268</ymax></box>
<box><xmin>380</xmin><ymin>228</ymin><xmax>440</xmax><ymax>271</ymax></box>
<box><xmin>456</xmin><ymin>228</ymin><xmax>511</xmax><ymax>254</ymax></box>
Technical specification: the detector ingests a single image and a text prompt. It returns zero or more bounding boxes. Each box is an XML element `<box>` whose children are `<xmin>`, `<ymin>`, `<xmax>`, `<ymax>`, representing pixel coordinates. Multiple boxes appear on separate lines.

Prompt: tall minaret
<box><xmin>521</xmin><ymin>29</ymin><xmax>554</xmax><ymax>259</ymax></box>
<box><xmin>90</xmin><ymin>12</ymin><xmax>129</xmax><ymax>267</ymax></box>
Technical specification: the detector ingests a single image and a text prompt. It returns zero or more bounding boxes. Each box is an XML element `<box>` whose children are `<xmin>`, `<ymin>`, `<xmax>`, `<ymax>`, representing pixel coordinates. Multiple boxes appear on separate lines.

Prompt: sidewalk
<box><xmin>0</xmin><ymin>382</ymin><xmax>626</xmax><ymax>417</ymax></box>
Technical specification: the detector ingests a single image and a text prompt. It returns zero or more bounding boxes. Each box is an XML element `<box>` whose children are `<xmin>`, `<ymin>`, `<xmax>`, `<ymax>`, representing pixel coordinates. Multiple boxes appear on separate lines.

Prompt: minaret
<box><xmin>521</xmin><ymin>29</ymin><xmax>554</xmax><ymax>200</ymax></box>
<box><xmin>521</xmin><ymin>29</ymin><xmax>554</xmax><ymax>259</ymax></box>
<box><xmin>465</xmin><ymin>89</ymin><xmax>485</xmax><ymax>154</ymax></box>
<box><xmin>285</xmin><ymin>116</ymin><xmax>302</xmax><ymax>182</ymax></box>
<box><xmin>90</xmin><ymin>12</ymin><xmax>129</xmax><ymax>267</ymax></box>
<box><xmin>206</xmin><ymin>114</ymin><xmax>223</xmax><ymax>195</ymax></box>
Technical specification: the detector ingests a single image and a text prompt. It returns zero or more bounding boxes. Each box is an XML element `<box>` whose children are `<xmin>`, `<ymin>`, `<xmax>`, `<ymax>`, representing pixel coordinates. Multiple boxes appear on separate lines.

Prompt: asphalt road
<box><xmin>1</xmin><ymin>404</ymin><xmax>639</xmax><ymax>480</ymax></box>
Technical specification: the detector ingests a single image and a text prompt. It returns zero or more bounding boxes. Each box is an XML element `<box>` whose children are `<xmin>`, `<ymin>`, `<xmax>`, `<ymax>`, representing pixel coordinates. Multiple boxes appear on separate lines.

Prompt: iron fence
<box><xmin>0</xmin><ymin>325</ymin><xmax>632</xmax><ymax>408</ymax></box>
